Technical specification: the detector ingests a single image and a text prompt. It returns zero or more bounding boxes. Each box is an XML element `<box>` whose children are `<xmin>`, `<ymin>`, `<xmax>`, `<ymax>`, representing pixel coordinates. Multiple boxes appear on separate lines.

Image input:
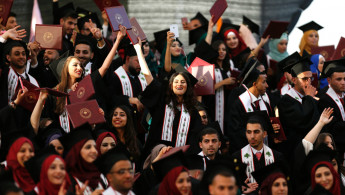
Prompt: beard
<box><xmin>128</xmin><ymin>66</ymin><xmax>140</xmax><ymax>76</ymax></box>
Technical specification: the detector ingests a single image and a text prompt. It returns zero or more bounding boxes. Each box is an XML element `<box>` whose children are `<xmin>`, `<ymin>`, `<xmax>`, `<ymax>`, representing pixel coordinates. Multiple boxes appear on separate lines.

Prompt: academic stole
<box><xmin>238</xmin><ymin>90</ymin><xmax>268</xmax><ymax>114</ymax></box>
<box><xmin>84</xmin><ymin>62</ymin><xmax>92</xmax><ymax>76</ymax></box>
<box><xmin>280</xmin><ymin>83</ymin><xmax>292</xmax><ymax>96</ymax></box>
<box><xmin>241</xmin><ymin>84</ymin><xmax>271</xmax><ymax>107</ymax></box>
<box><xmin>162</xmin><ymin>103</ymin><xmax>191</xmax><ymax>147</ymax></box>
<box><xmin>286</xmin><ymin>88</ymin><xmax>303</xmax><ymax>104</ymax></box>
<box><xmin>73</xmin><ymin>176</ymin><xmax>103</xmax><ymax>195</ymax></box>
<box><xmin>59</xmin><ymin>98</ymin><xmax>70</xmax><ymax>133</ymax></box>
<box><xmin>114</xmin><ymin>66</ymin><xmax>147</xmax><ymax>97</ymax></box>
<box><xmin>241</xmin><ymin>144</ymin><xmax>275</xmax><ymax>183</ymax></box>
<box><xmin>215</xmin><ymin>68</ymin><xmax>224</xmax><ymax>133</ymax></box>
<box><xmin>326</xmin><ymin>87</ymin><xmax>345</xmax><ymax>120</ymax></box>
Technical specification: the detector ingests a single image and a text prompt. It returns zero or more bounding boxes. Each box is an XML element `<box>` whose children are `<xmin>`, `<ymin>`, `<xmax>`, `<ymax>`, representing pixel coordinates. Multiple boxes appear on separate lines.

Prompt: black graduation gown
<box><xmin>226</xmin><ymin>93</ymin><xmax>273</xmax><ymax>151</ymax></box>
<box><xmin>318</xmin><ymin>91</ymin><xmax>345</xmax><ymax>150</ymax></box>
<box><xmin>231</xmin><ymin>147</ymin><xmax>284</xmax><ymax>195</ymax></box>
<box><xmin>28</xmin><ymin>62</ymin><xmax>58</xmax><ymax>88</ymax></box>
<box><xmin>277</xmin><ymin>93</ymin><xmax>319</xmax><ymax>162</ymax></box>
<box><xmin>140</xmin><ymin>79</ymin><xmax>203</xmax><ymax>156</ymax></box>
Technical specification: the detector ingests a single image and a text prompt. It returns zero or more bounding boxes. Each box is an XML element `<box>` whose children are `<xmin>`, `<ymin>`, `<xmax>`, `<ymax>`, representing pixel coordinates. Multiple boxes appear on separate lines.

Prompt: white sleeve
<box><xmin>302</xmin><ymin>139</ymin><xmax>314</xmax><ymax>155</ymax></box>
<box><xmin>102</xmin><ymin>24</ymin><xmax>108</xmax><ymax>38</ymax></box>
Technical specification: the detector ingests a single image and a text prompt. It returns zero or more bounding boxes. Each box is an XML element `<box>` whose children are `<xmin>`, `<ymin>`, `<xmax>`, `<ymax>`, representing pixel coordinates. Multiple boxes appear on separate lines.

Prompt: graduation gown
<box><xmin>318</xmin><ymin>87</ymin><xmax>345</xmax><ymax>150</ymax></box>
<box><xmin>28</xmin><ymin>62</ymin><xmax>58</xmax><ymax>88</ymax></box>
<box><xmin>140</xmin><ymin>79</ymin><xmax>203</xmax><ymax>155</ymax></box>
<box><xmin>277</xmin><ymin>89</ymin><xmax>319</xmax><ymax>161</ymax></box>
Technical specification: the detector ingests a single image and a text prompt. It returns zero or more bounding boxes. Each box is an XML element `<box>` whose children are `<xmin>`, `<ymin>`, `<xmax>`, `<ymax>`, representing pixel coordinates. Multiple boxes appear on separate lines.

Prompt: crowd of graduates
<box><xmin>1</xmin><ymin>0</ymin><xmax>345</xmax><ymax>195</ymax></box>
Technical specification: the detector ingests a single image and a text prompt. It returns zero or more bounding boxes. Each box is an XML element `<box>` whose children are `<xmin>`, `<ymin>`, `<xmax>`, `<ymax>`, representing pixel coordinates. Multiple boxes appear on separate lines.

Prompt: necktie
<box><xmin>255</xmin><ymin>152</ymin><xmax>262</xmax><ymax>161</ymax></box>
<box><xmin>254</xmin><ymin>100</ymin><xmax>260</xmax><ymax>110</ymax></box>
<box><xmin>340</xmin><ymin>98</ymin><xmax>344</xmax><ymax>106</ymax></box>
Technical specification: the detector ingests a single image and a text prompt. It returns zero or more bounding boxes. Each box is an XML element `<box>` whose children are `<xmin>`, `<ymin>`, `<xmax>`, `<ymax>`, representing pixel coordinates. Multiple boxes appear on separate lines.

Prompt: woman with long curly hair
<box><xmin>43</xmin><ymin>25</ymin><xmax>127</xmax><ymax>133</ymax></box>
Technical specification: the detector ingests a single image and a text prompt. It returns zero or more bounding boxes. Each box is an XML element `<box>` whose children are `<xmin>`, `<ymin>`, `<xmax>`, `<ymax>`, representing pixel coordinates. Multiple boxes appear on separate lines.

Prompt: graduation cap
<box><xmin>75</xmin><ymin>34</ymin><xmax>96</xmax><ymax>52</ymax></box>
<box><xmin>245</xmin><ymin>111</ymin><xmax>274</xmax><ymax>133</ymax></box>
<box><xmin>57</xmin><ymin>2</ymin><xmax>77</xmax><ymax>20</ymax></box>
<box><xmin>276</xmin><ymin>52</ymin><xmax>302</xmax><ymax>72</ymax></box>
<box><xmin>24</xmin><ymin>146</ymin><xmax>59</xmax><ymax>183</ymax></box>
<box><xmin>321</xmin><ymin>58</ymin><xmax>345</xmax><ymax>78</ymax></box>
<box><xmin>191</xmin><ymin>12</ymin><xmax>209</xmax><ymax>26</ymax></box>
<box><xmin>152</xmin><ymin>149</ymin><xmax>186</xmax><ymax>180</ymax></box>
<box><xmin>251</xmin><ymin>161</ymin><xmax>290</xmax><ymax>186</ymax></box>
<box><xmin>94</xmin><ymin>144</ymin><xmax>133</xmax><ymax>175</ymax></box>
<box><xmin>37</xmin><ymin>120</ymin><xmax>65</xmax><ymax>147</ymax></box>
<box><xmin>185</xmin><ymin>154</ymin><xmax>204</xmax><ymax>170</ymax></box>
<box><xmin>58</xmin><ymin>124</ymin><xmax>93</xmax><ymax>156</ymax></box>
<box><xmin>303</xmin><ymin>146</ymin><xmax>336</xmax><ymax>175</ymax></box>
<box><xmin>189</xmin><ymin>25</ymin><xmax>208</xmax><ymax>45</ymax></box>
<box><xmin>240</xmin><ymin>58</ymin><xmax>263</xmax><ymax>87</ymax></box>
<box><xmin>49</xmin><ymin>50</ymin><xmax>70</xmax><ymax>82</ymax></box>
<box><xmin>282</xmin><ymin>57</ymin><xmax>312</xmax><ymax>77</ymax></box>
<box><xmin>242</xmin><ymin>16</ymin><xmax>260</xmax><ymax>35</ymax></box>
<box><xmin>153</xmin><ymin>29</ymin><xmax>169</xmax><ymax>54</ymax></box>
<box><xmin>298</xmin><ymin>21</ymin><xmax>323</xmax><ymax>33</ymax></box>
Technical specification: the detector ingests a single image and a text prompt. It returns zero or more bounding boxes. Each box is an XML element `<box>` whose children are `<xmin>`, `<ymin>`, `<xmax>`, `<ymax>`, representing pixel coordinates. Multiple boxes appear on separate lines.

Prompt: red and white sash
<box><xmin>114</xmin><ymin>66</ymin><xmax>147</xmax><ymax>97</ymax></box>
<box><xmin>84</xmin><ymin>62</ymin><xmax>92</xmax><ymax>76</ymax></box>
<box><xmin>326</xmin><ymin>87</ymin><xmax>345</xmax><ymax>120</ymax></box>
<box><xmin>286</xmin><ymin>88</ymin><xmax>303</xmax><ymax>104</ymax></box>
<box><xmin>280</xmin><ymin>83</ymin><xmax>292</xmax><ymax>96</ymax></box>
<box><xmin>59</xmin><ymin>98</ymin><xmax>70</xmax><ymax>133</ymax></box>
<box><xmin>215</xmin><ymin>68</ymin><xmax>224</xmax><ymax>133</ymax></box>
<box><xmin>7</xmin><ymin>67</ymin><xmax>39</xmax><ymax>103</ymax></box>
<box><xmin>162</xmin><ymin>103</ymin><xmax>191</xmax><ymax>147</ymax></box>
<box><xmin>238</xmin><ymin>90</ymin><xmax>268</xmax><ymax>114</ymax></box>
<box><xmin>241</xmin><ymin>144</ymin><xmax>275</xmax><ymax>183</ymax></box>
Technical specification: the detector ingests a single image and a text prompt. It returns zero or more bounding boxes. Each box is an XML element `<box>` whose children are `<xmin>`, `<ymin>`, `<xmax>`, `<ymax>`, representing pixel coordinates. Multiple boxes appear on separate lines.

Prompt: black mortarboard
<box><xmin>37</xmin><ymin>120</ymin><xmax>65</xmax><ymax>147</ymax></box>
<box><xmin>152</xmin><ymin>149</ymin><xmax>185</xmax><ymax>180</ymax></box>
<box><xmin>321</xmin><ymin>58</ymin><xmax>345</xmax><ymax>78</ymax></box>
<box><xmin>239</xmin><ymin>57</ymin><xmax>263</xmax><ymax>79</ymax></box>
<box><xmin>125</xmin><ymin>43</ymin><xmax>137</xmax><ymax>57</ymax></box>
<box><xmin>277</xmin><ymin>52</ymin><xmax>302</xmax><ymax>72</ymax></box>
<box><xmin>57</xmin><ymin>2</ymin><xmax>76</xmax><ymax>20</ymax></box>
<box><xmin>283</xmin><ymin>57</ymin><xmax>312</xmax><ymax>77</ymax></box>
<box><xmin>191</xmin><ymin>12</ymin><xmax>209</xmax><ymax>26</ymax></box>
<box><xmin>94</xmin><ymin>144</ymin><xmax>133</xmax><ymax>175</ymax></box>
<box><xmin>251</xmin><ymin>161</ymin><xmax>290</xmax><ymax>185</ymax></box>
<box><xmin>298</xmin><ymin>21</ymin><xmax>323</xmax><ymax>33</ymax></box>
<box><xmin>185</xmin><ymin>154</ymin><xmax>204</xmax><ymax>170</ymax></box>
<box><xmin>76</xmin><ymin>8</ymin><xmax>102</xmax><ymax>30</ymax></box>
<box><xmin>58</xmin><ymin>124</ymin><xmax>93</xmax><ymax>156</ymax></box>
<box><xmin>25</xmin><ymin>146</ymin><xmax>59</xmax><ymax>183</ymax></box>
<box><xmin>153</xmin><ymin>29</ymin><xmax>169</xmax><ymax>54</ymax></box>
<box><xmin>304</xmin><ymin>148</ymin><xmax>336</xmax><ymax>176</ymax></box>
<box><xmin>49</xmin><ymin>50</ymin><xmax>70</xmax><ymax>82</ymax></box>
<box><xmin>242</xmin><ymin>16</ymin><xmax>260</xmax><ymax>35</ymax></box>
<box><xmin>245</xmin><ymin>111</ymin><xmax>273</xmax><ymax>133</ymax></box>
<box><xmin>75</xmin><ymin>34</ymin><xmax>96</xmax><ymax>52</ymax></box>
<box><xmin>219</xmin><ymin>22</ymin><xmax>240</xmax><ymax>39</ymax></box>
<box><xmin>241</xmin><ymin>58</ymin><xmax>263</xmax><ymax>87</ymax></box>
<box><xmin>189</xmin><ymin>25</ymin><xmax>208</xmax><ymax>45</ymax></box>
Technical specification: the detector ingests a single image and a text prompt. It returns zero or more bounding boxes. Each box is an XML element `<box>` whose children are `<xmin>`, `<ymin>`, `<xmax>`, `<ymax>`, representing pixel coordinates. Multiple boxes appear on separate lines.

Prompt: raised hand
<box><xmin>166</xmin><ymin>31</ymin><xmax>175</xmax><ymax>46</ymax></box>
<box><xmin>117</xmin><ymin>24</ymin><xmax>126</xmax><ymax>40</ymax></box>
<box><xmin>2</xmin><ymin>25</ymin><xmax>26</xmax><ymax>40</ymax></box>
<box><xmin>319</xmin><ymin>107</ymin><xmax>334</xmax><ymax>126</ymax></box>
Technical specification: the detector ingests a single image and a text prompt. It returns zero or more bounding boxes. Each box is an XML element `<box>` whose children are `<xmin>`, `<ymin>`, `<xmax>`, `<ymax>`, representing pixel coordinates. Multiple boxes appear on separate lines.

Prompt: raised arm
<box><xmin>97</xmin><ymin>25</ymin><xmax>126</xmax><ymax>77</ymax></box>
<box><xmin>133</xmin><ymin>38</ymin><xmax>153</xmax><ymax>85</ymax></box>
<box><xmin>205</xmin><ymin>16</ymin><xmax>214</xmax><ymax>45</ymax></box>
<box><xmin>30</xmin><ymin>90</ymin><xmax>49</xmax><ymax>134</ymax></box>
<box><xmin>304</xmin><ymin>107</ymin><xmax>333</xmax><ymax>143</ymax></box>
<box><xmin>164</xmin><ymin>31</ymin><xmax>175</xmax><ymax>73</ymax></box>
<box><xmin>248</xmin><ymin>36</ymin><xmax>269</xmax><ymax>59</ymax></box>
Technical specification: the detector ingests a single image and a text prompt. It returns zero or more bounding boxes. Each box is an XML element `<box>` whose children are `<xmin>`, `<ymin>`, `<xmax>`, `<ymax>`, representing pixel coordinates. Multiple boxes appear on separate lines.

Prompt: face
<box><xmin>209</xmin><ymin>175</ymin><xmax>238</xmax><ymax>195</ymax></box>
<box><xmin>74</xmin><ymin>44</ymin><xmax>94</xmax><ymax>66</ymax></box>
<box><xmin>254</xmin><ymin>74</ymin><xmax>268</xmax><ymax>95</ymax></box>
<box><xmin>60</xmin><ymin>17</ymin><xmax>77</xmax><ymax>35</ymax></box>
<box><xmin>7</xmin><ymin>46</ymin><xmax>26</xmax><ymax>69</ymax></box>
<box><xmin>246</xmin><ymin>123</ymin><xmax>267</xmax><ymax>150</ymax></box>
<box><xmin>80</xmin><ymin>22</ymin><xmax>96</xmax><ymax>36</ymax></box>
<box><xmin>293</xmin><ymin>71</ymin><xmax>313</xmax><ymax>95</ymax></box>
<box><xmin>318</xmin><ymin>57</ymin><xmax>325</xmax><ymax>72</ymax></box>
<box><xmin>189</xmin><ymin>19</ymin><xmax>202</xmax><ymax>30</ymax></box>
<box><xmin>199</xmin><ymin>134</ymin><xmax>221</xmax><ymax>159</ymax></box>
<box><xmin>226</xmin><ymin>34</ymin><xmax>239</xmax><ymax>49</ymax></box>
<box><xmin>328</xmin><ymin>72</ymin><xmax>345</xmax><ymax>94</ymax></box>
<box><xmin>199</xmin><ymin>110</ymin><xmax>208</xmax><ymax>126</ymax></box>
<box><xmin>324</xmin><ymin>136</ymin><xmax>334</xmax><ymax>150</ymax></box>
<box><xmin>143</xmin><ymin>42</ymin><xmax>150</xmax><ymax>57</ymax></box>
<box><xmin>112</xmin><ymin>107</ymin><xmax>127</xmax><ymax>129</ymax></box>
<box><xmin>314</xmin><ymin>166</ymin><xmax>333</xmax><ymax>190</ymax></box>
<box><xmin>100</xmin><ymin>137</ymin><xmax>116</xmax><ymax>155</ymax></box>
<box><xmin>271</xmin><ymin>177</ymin><xmax>288</xmax><ymax>195</ymax></box>
<box><xmin>17</xmin><ymin>142</ymin><xmax>34</xmax><ymax>167</ymax></box>
<box><xmin>218</xmin><ymin>43</ymin><xmax>227</xmax><ymax>61</ymax></box>
<box><xmin>277</xmin><ymin>40</ymin><xmax>288</xmax><ymax>54</ymax></box>
<box><xmin>80</xmin><ymin>140</ymin><xmax>98</xmax><ymax>163</ymax></box>
<box><xmin>170</xmin><ymin>41</ymin><xmax>182</xmax><ymax>57</ymax></box>
<box><xmin>127</xmin><ymin>56</ymin><xmax>141</xmax><ymax>74</ymax></box>
<box><xmin>175</xmin><ymin>171</ymin><xmax>192</xmax><ymax>195</ymax></box>
<box><xmin>172</xmin><ymin>74</ymin><xmax>188</xmax><ymax>96</ymax></box>
<box><xmin>6</xmin><ymin>16</ymin><xmax>17</xmax><ymax>30</ymax></box>
<box><xmin>43</xmin><ymin>49</ymin><xmax>59</xmax><ymax>66</ymax></box>
<box><xmin>47</xmin><ymin>158</ymin><xmax>66</xmax><ymax>185</ymax></box>
<box><xmin>49</xmin><ymin>139</ymin><xmax>64</xmax><ymax>156</ymax></box>
<box><xmin>307</xmin><ymin>31</ymin><xmax>319</xmax><ymax>47</ymax></box>
<box><xmin>107</xmin><ymin>160</ymin><xmax>134</xmax><ymax>193</ymax></box>
<box><xmin>331</xmin><ymin>159</ymin><xmax>338</xmax><ymax>173</ymax></box>
<box><xmin>67</xmin><ymin>58</ymin><xmax>83</xmax><ymax>80</ymax></box>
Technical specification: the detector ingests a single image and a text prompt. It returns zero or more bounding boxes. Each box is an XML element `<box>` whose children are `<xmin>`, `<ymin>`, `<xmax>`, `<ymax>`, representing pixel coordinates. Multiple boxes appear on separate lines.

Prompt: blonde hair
<box><xmin>299</xmin><ymin>30</ymin><xmax>319</xmax><ymax>56</ymax></box>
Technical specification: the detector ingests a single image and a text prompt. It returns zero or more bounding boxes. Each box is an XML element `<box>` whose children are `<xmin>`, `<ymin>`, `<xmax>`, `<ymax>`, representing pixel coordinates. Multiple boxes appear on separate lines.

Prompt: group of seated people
<box><xmin>1</xmin><ymin>1</ymin><xmax>345</xmax><ymax>195</ymax></box>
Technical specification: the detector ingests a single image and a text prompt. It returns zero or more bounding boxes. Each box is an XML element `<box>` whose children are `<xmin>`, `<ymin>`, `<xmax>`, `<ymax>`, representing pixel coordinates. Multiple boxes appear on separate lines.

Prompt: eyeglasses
<box><xmin>298</xmin><ymin>76</ymin><xmax>314</xmax><ymax>82</ymax></box>
<box><xmin>110</xmin><ymin>168</ymin><xmax>134</xmax><ymax>175</ymax></box>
